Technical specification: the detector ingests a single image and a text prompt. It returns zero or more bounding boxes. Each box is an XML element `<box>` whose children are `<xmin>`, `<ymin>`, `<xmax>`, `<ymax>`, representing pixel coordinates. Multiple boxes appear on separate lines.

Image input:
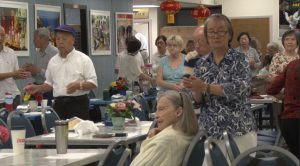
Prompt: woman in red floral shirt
<box><xmin>269</xmin><ymin>30</ymin><xmax>299</xmax><ymax>78</ymax></box>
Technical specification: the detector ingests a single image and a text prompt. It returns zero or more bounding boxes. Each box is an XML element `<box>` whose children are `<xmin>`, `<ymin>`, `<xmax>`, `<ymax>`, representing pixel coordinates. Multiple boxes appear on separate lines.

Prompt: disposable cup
<box><xmin>41</xmin><ymin>99</ymin><xmax>48</xmax><ymax>107</ymax></box>
<box><xmin>11</xmin><ymin>126</ymin><xmax>26</xmax><ymax>154</ymax></box>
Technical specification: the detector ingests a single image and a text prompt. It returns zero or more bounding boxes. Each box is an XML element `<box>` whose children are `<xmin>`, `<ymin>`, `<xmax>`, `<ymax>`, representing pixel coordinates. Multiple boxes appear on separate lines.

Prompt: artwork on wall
<box><xmin>279</xmin><ymin>0</ymin><xmax>300</xmax><ymax>37</ymax></box>
<box><xmin>90</xmin><ymin>10</ymin><xmax>111</xmax><ymax>55</ymax></box>
<box><xmin>35</xmin><ymin>4</ymin><xmax>61</xmax><ymax>46</ymax></box>
<box><xmin>0</xmin><ymin>1</ymin><xmax>29</xmax><ymax>56</ymax></box>
<box><xmin>115</xmin><ymin>12</ymin><xmax>133</xmax><ymax>55</ymax></box>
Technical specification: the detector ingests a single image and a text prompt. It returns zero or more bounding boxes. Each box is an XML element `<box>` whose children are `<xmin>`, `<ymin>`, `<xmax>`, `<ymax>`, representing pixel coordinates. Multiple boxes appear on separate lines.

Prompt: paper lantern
<box><xmin>191</xmin><ymin>5</ymin><xmax>211</xmax><ymax>25</ymax></box>
<box><xmin>160</xmin><ymin>0</ymin><xmax>181</xmax><ymax>24</ymax></box>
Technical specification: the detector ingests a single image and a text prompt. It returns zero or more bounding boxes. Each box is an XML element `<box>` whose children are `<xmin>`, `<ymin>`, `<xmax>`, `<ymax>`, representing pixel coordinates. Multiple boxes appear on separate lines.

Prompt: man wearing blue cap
<box><xmin>24</xmin><ymin>25</ymin><xmax>98</xmax><ymax>120</ymax></box>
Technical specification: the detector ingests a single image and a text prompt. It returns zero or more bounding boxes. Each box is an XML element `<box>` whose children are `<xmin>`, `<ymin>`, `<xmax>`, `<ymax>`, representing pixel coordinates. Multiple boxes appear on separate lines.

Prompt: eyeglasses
<box><xmin>207</xmin><ymin>30</ymin><xmax>228</xmax><ymax>37</ymax></box>
<box><xmin>167</xmin><ymin>44</ymin><xmax>178</xmax><ymax>48</ymax></box>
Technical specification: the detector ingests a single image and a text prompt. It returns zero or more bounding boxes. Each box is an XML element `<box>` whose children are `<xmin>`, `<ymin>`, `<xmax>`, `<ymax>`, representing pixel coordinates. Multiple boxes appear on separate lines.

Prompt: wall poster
<box><xmin>0</xmin><ymin>1</ymin><xmax>29</xmax><ymax>56</ymax></box>
<box><xmin>90</xmin><ymin>10</ymin><xmax>111</xmax><ymax>55</ymax></box>
<box><xmin>279</xmin><ymin>0</ymin><xmax>300</xmax><ymax>37</ymax></box>
<box><xmin>35</xmin><ymin>4</ymin><xmax>61</xmax><ymax>46</ymax></box>
<box><xmin>115</xmin><ymin>12</ymin><xmax>133</xmax><ymax>55</ymax></box>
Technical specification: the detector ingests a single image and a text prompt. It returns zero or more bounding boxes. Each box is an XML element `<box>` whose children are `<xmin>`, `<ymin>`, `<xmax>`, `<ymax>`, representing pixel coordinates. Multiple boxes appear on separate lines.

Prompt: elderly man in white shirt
<box><xmin>0</xmin><ymin>26</ymin><xmax>30</xmax><ymax>109</ymax></box>
<box><xmin>24</xmin><ymin>25</ymin><xmax>98</xmax><ymax>120</ymax></box>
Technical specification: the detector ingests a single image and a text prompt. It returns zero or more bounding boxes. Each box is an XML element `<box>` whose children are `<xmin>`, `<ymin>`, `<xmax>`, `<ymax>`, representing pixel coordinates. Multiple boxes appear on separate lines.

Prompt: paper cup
<box><xmin>11</xmin><ymin>126</ymin><xmax>26</xmax><ymax>154</ymax></box>
<box><xmin>126</xmin><ymin>90</ymin><xmax>133</xmax><ymax>97</ymax></box>
<box><xmin>41</xmin><ymin>99</ymin><xmax>48</xmax><ymax>107</ymax></box>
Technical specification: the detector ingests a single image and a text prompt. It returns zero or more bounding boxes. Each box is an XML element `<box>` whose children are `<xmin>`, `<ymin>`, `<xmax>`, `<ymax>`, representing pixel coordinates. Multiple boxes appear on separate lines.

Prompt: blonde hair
<box><xmin>157</xmin><ymin>90</ymin><xmax>199</xmax><ymax>136</ymax></box>
<box><xmin>166</xmin><ymin>35</ymin><xmax>184</xmax><ymax>49</ymax></box>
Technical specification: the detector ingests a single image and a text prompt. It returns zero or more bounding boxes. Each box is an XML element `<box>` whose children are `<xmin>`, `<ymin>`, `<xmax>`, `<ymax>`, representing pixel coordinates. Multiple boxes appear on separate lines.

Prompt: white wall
<box><xmin>149</xmin><ymin>8</ymin><xmax>158</xmax><ymax>56</ymax></box>
<box><xmin>218</xmin><ymin>0</ymin><xmax>280</xmax><ymax>43</ymax></box>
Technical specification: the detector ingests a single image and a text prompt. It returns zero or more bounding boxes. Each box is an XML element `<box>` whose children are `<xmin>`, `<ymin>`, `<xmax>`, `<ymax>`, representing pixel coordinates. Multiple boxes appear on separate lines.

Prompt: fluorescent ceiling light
<box><xmin>133</xmin><ymin>5</ymin><xmax>160</xmax><ymax>8</ymax></box>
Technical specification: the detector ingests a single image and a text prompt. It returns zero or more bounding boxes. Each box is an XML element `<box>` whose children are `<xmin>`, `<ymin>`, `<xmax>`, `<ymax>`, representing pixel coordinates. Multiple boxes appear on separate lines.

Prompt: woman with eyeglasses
<box><xmin>130</xmin><ymin>90</ymin><xmax>199</xmax><ymax>166</ymax></box>
<box><xmin>156</xmin><ymin>35</ymin><xmax>185</xmax><ymax>91</ymax></box>
<box><xmin>235</xmin><ymin>32</ymin><xmax>262</xmax><ymax>78</ymax></box>
<box><xmin>183</xmin><ymin>14</ymin><xmax>256</xmax><ymax>155</ymax></box>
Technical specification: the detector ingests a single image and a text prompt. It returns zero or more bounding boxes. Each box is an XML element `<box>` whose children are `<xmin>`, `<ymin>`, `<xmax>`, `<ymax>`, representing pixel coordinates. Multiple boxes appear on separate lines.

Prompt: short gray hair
<box><xmin>166</xmin><ymin>35</ymin><xmax>184</xmax><ymax>49</ymax></box>
<box><xmin>266</xmin><ymin>42</ymin><xmax>280</xmax><ymax>53</ymax></box>
<box><xmin>157</xmin><ymin>90</ymin><xmax>199</xmax><ymax>136</ymax></box>
<box><xmin>34</xmin><ymin>27</ymin><xmax>50</xmax><ymax>40</ymax></box>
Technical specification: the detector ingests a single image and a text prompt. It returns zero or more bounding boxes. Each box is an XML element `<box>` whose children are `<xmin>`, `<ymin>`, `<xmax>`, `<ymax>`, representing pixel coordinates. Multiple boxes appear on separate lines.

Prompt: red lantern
<box><xmin>191</xmin><ymin>5</ymin><xmax>211</xmax><ymax>25</ymax></box>
<box><xmin>160</xmin><ymin>0</ymin><xmax>181</xmax><ymax>24</ymax></box>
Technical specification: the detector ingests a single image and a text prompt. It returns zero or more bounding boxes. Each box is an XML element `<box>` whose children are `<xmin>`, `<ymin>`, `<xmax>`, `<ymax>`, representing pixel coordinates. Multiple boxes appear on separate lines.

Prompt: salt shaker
<box><xmin>55</xmin><ymin>120</ymin><xmax>68</xmax><ymax>154</ymax></box>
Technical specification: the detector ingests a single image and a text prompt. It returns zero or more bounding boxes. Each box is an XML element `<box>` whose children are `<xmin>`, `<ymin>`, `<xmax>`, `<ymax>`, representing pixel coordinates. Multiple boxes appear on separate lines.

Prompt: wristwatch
<box><xmin>79</xmin><ymin>82</ymin><xmax>83</xmax><ymax>90</ymax></box>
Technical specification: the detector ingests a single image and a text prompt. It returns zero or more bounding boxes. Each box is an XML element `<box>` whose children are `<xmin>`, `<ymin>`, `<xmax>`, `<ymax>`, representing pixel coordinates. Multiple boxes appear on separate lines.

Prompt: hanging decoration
<box><xmin>191</xmin><ymin>5</ymin><xmax>211</xmax><ymax>25</ymax></box>
<box><xmin>160</xmin><ymin>0</ymin><xmax>181</xmax><ymax>24</ymax></box>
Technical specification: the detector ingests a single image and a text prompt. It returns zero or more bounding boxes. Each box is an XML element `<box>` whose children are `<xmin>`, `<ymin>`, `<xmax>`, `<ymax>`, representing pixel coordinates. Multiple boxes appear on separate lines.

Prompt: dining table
<box><xmin>25</xmin><ymin>121</ymin><xmax>153</xmax><ymax>148</ymax></box>
<box><xmin>0</xmin><ymin>148</ymin><xmax>105</xmax><ymax>166</ymax></box>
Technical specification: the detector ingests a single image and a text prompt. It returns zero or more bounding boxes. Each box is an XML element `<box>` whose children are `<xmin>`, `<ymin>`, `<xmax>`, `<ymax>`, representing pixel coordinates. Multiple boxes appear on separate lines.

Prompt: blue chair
<box><xmin>224</xmin><ymin>131</ymin><xmax>241</xmax><ymax>163</ymax></box>
<box><xmin>232</xmin><ymin>145</ymin><xmax>300</xmax><ymax>166</ymax></box>
<box><xmin>205</xmin><ymin>138</ymin><xmax>229</xmax><ymax>166</ymax></box>
<box><xmin>41</xmin><ymin>107</ymin><xmax>60</xmax><ymax>134</ymax></box>
<box><xmin>98</xmin><ymin>140</ymin><xmax>131</xmax><ymax>166</ymax></box>
<box><xmin>182</xmin><ymin>130</ymin><xmax>207</xmax><ymax>166</ymax></box>
<box><xmin>0</xmin><ymin>118</ymin><xmax>12</xmax><ymax>149</ymax></box>
<box><xmin>0</xmin><ymin>108</ymin><xmax>9</xmax><ymax>123</ymax></box>
<box><xmin>133</xmin><ymin>95</ymin><xmax>150</xmax><ymax>121</ymax></box>
<box><xmin>7</xmin><ymin>110</ymin><xmax>36</xmax><ymax>138</ymax></box>
<box><xmin>89</xmin><ymin>90</ymin><xmax>102</xmax><ymax>122</ymax></box>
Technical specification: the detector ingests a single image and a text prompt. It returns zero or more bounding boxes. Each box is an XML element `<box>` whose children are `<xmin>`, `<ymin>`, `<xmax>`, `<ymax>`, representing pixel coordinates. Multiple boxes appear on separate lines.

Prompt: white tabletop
<box><xmin>250</xmin><ymin>95</ymin><xmax>275</xmax><ymax>104</ymax></box>
<box><xmin>251</xmin><ymin>104</ymin><xmax>267</xmax><ymax>111</ymax></box>
<box><xmin>25</xmin><ymin>121</ymin><xmax>153</xmax><ymax>146</ymax></box>
<box><xmin>0</xmin><ymin>149</ymin><xmax>105</xmax><ymax>166</ymax></box>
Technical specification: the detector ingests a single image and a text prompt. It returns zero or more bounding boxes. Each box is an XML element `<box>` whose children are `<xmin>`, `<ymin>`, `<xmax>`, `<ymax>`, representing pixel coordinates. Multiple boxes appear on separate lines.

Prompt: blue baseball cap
<box><xmin>54</xmin><ymin>25</ymin><xmax>76</xmax><ymax>37</ymax></box>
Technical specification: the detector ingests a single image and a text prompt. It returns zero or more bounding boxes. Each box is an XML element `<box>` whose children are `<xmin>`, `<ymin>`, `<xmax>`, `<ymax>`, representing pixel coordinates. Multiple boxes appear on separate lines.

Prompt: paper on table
<box><xmin>41</xmin><ymin>132</ymin><xmax>79</xmax><ymax>138</ymax></box>
<box><xmin>0</xmin><ymin>153</ymin><xmax>14</xmax><ymax>159</ymax></box>
<box><xmin>45</xmin><ymin>153</ymin><xmax>98</xmax><ymax>159</ymax></box>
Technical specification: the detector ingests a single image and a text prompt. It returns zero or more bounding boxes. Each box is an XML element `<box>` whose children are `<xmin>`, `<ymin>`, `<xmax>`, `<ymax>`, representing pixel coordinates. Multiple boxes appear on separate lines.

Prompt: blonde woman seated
<box><xmin>156</xmin><ymin>35</ymin><xmax>185</xmax><ymax>91</ymax></box>
<box><xmin>130</xmin><ymin>90</ymin><xmax>199</xmax><ymax>166</ymax></box>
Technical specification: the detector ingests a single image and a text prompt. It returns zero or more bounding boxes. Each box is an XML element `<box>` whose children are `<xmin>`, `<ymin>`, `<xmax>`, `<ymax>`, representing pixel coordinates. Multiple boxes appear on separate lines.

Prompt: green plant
<box><xmin>106</xmin><ymin>100</ymin><xmax>140</xmax><ymax>119</ymax></box>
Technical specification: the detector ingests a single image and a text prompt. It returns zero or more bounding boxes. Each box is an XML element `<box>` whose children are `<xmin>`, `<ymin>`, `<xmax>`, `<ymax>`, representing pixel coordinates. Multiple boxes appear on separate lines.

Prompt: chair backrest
<box><xmin>98</xmin><ymin>140</ymin><xmax>131</xmax><ymax>166</ymax></box>
<box><xmin>224</xmin><ymin>131</ymin><xmax>241</xmax><ymax>163</ymax></box>
<box><xmin>41</xmin><ymin>107</ymin><xmax>61</xmax><ymax>134</ymax></box>
<box><xmin>182</xmin><ymin>130</ymin><xmax>207</xmax><ymax>166</ymax></box>
<box><xmin>232</xmin><ymin>145</ymin><xmax>300</xmax><ymax>166</ymax></box>
<box><xmin>0</xmin><ymin>108</ymin><xmax>9</xmax><ymax>124</ymax></box>
<box><xmin>205</xmin><ymin>138</ymin><xmax>229</xmax><ymax>166</ymax></box>
<box><xmin>133</xmin><ymin>95</ymin><xmax>150</xmax><ymax>121</ymax></box>
<box><xmin>7</xmin><ymin>110</ymin><xmax>36</xmax><ymax>138</ymax></box>
<box><xmin>0</xmin><ymin>118</ymin><xmax>12</xmax><ymax>149</ymax></box>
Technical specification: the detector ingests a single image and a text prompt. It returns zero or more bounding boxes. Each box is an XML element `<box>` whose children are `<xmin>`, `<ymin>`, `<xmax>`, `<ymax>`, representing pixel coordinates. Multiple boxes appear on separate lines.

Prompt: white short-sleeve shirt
<box><xmin>45</xmin><ymin>49</ymin><xmax>98</xmax><ymax>97</ymax></box>
<box><xmin>118</xmin><ymin>52</ymin><xmax>143</xmax><ymax>84</ymax></box>
<box><xmin>0</xmin><ymin>46</ymin><xmax>20</xmax><ymax>102</ymax></box>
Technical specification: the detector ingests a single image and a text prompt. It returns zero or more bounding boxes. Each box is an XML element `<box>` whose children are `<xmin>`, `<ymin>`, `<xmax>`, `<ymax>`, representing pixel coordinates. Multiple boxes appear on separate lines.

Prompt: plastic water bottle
<box><xmin>5</xmin><ymin>92</ymin><xmax>13</xmax><ymax>112</ymax></box>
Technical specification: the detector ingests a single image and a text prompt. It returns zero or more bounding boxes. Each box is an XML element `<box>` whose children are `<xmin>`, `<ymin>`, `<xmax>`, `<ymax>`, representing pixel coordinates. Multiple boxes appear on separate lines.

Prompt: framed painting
<box><xmin>35</xmin><ymin>4</ymin><xmax>61</xmax><ymax>46</ymax></box>
<box><xmin>90</xmin><ymin>10</ymin><xmax>111</xmax><ymax>55</ymax></box>
<box><xmin>115</xmin><ymin>12</ymin><xmax>133</xmax><ymax>55</ymax></box>
<box><xmin>0</xmin><ymin>1</ymin><xmax>29</xmax><ymax>56</ymax></box>
<box><xmin>279</xmin><ymin>0</ymin><xmax>300</xmax><ymax>37</ymax></box>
